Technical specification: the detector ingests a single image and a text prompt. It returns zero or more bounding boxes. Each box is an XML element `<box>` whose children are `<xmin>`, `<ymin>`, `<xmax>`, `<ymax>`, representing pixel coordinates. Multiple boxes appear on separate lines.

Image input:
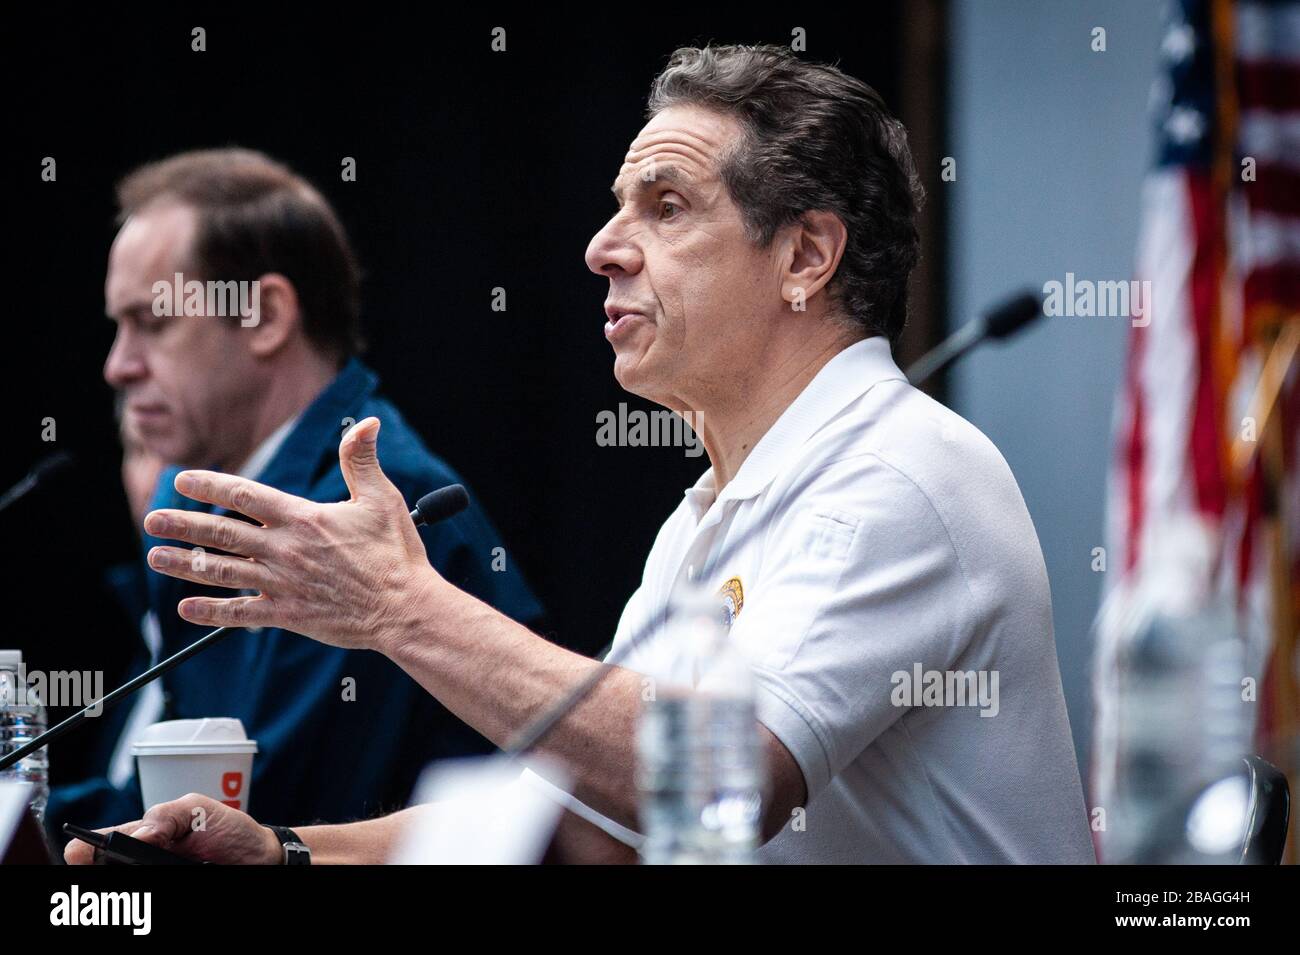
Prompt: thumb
<box><xmin>340</xmin><ymin>416</ymin><xmax>387</xmax><ymax>501</ymax></box>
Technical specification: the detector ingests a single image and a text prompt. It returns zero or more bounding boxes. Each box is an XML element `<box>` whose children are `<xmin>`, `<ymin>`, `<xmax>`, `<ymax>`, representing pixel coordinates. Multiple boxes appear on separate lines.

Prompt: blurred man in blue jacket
<box><xmin>46</xmin><ymin>148</ymin><xmax>542</xmax><ymax>837</ymax></box>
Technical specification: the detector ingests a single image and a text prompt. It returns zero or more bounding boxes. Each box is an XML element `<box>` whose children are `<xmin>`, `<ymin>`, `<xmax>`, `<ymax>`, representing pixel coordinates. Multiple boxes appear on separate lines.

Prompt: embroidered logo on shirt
<box><xmin>718</xmin><ymin>576</ymin><xmax>744</xmax><ymax>627</ymax></box>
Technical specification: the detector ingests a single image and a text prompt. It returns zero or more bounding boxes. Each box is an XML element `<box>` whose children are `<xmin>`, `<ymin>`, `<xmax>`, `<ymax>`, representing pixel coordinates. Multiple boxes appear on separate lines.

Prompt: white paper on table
<box><xmin>388</xmin><ymin>755</ymin><xmax>570</xmax><ymax>865</ymax></box>
<box><xmin>0</xmin><ymin>782</ymin><xmax>34</xmax><ymax>859</ymax></box>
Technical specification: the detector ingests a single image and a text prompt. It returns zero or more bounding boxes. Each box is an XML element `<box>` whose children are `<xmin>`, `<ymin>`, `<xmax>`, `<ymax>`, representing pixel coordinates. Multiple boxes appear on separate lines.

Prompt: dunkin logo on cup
<box><xmin>221</xmin><ymin>771</ymin><xmax>245</xmax><ymax>810</ymax></box>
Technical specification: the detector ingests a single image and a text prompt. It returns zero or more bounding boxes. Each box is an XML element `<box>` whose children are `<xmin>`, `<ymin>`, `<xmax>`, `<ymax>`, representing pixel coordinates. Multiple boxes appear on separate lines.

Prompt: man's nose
<box><xmin>585</xmin><ymin>213</ymin><xmax>642</xmax><ymax>277</ymax></box>
<box><xmin>103</xmin><ymin>327</ymin><xmax>145</xmax><ymax>388</ymax></box>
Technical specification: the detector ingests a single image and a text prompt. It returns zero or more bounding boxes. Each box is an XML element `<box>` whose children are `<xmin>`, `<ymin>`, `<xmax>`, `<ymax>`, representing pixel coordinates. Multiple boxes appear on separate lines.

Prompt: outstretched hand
<box><xmin>142</xmin><ymin>417</ymin><xmax>442</xmax><ymax>652</ymax></box>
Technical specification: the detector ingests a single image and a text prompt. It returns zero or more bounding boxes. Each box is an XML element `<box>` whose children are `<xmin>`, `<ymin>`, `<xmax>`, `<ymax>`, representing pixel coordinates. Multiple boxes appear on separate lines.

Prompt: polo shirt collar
<box><xmin>683</xmin><ymin>336</ymin><xmax>906</xmax><ymax>520</ymax></box>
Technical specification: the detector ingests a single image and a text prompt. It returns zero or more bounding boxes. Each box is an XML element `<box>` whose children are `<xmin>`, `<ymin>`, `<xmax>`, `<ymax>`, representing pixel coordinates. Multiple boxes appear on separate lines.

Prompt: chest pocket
<box><xmin>747</xmin><ymin>508</ymin><xmax>859</xmax><ymax>672</ymax></box>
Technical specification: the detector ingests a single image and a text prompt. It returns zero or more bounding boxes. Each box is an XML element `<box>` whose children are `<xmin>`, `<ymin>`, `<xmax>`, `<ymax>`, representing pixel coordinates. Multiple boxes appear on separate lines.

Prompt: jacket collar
<box><xmin>254</xmin><ymin>357</ymin><xmax>380</xmax><ymax>494</ymax></box>
<box><xmin>143</xmin><ymin>358</ymin><xmax>380</xmax><ymax>615</ymax></box>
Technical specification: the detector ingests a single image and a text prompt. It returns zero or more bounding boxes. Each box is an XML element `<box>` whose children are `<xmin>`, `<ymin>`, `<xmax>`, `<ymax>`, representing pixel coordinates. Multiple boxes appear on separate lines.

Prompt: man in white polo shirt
<box><xmin>571</xmin><ymin>333</ymin><xmax>1094</xmax><ymax>863</ymax></box>
<box><xmin>67</xmin><ymin>44</ymin><xmax>1094</xmax><ymax>865</ymax></box>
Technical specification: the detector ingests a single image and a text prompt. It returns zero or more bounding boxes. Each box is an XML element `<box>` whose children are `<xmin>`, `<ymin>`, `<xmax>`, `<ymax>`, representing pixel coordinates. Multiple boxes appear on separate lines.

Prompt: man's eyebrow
<box><xmin>107</xmin><ymin>301</ymin><xmax>156</xmax><ymax>320</ymax></box>
<box><xmin>611</xmin><ymin>163</ymin><xmax>695</xmax><ymax>202</ymax></box>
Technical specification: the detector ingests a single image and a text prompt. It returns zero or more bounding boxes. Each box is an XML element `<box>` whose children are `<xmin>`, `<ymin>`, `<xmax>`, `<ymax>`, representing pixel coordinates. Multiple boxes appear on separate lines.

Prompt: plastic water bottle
<box><xmin>1099</xmin><ymin>521</ymin><xmax>1254</xmax><ymax>864</ymax></box>
<box><xmin>0</xmin><ymin>650</ymin><xmax>49</xmax><ymax>822</ymax></box>
<box><xmin>635</xmin><ymin>587</ymin><xmax>766</xmax><ymax>864</ymax></box>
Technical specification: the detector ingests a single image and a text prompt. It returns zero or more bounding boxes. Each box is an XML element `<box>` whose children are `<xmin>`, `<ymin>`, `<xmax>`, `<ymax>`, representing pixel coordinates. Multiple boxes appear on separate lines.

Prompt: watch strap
<box><xmin>267</xmin><ymin>825</ymin><xmax>311</xmax><ymax>865</ymax></box>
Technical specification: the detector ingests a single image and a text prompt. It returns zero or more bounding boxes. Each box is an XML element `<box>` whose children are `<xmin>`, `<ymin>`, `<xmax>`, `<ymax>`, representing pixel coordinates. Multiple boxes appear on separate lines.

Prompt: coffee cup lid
<box><xmin>131</xmin><ymin>717</ymin><xmax>258</xmax><ymax>756</ymax></box>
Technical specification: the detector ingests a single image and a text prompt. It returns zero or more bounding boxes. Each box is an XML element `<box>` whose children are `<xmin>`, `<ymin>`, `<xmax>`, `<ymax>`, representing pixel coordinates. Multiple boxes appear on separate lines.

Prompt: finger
<box><xmin>173</xmin><ymin>470</ymin><xmax>305</xmax><ymax>526</ymax></box>
<box><xmin>147</xmin><ymin>546</ymin><xmax>273</xmax><ymax>593</ymax></box>
<box><xmin>178</xmin><ymin>593</ymin><xmax>277</xmax><ymax>629</ymax></box>
<box><xmin>143</xmin><ymin>509</ymin><xmax>269</xmax><ymax>558</ymax></box>
<box><xmin>339</xmin><ymin>417</ymin><xmax>396</xmax><ymax>502</ymax></box>
<box><xmin>139</xmin><ymin>793</ymin><xmax>214</xmax><ymax>846</ymax></box>
<box><xmin>64</xmin><ymin>841</ymin><xmax>95</xmax><ymax>865</ymax></box>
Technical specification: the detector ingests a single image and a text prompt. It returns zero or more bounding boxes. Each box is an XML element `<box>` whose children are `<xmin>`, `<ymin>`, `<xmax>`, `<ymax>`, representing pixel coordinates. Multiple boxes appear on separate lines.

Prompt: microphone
<box><xmin>0</xmin><ymin>483</ymin><xmax>471</xmax><ymax>773</ymax></box>
<box><xmin>411</xmin><ymin>484</ymin><xmax>469</xmax><ymax>527</ymax></box>
<box><xmin>905</xmin><ymin>291</ymin><xmax>1043</xmax><ymax>386</ymax></box>
<box><xmin>0</xmin><ymin>450</ymin><xmax>75</xmax><ymax>516</ymax></box>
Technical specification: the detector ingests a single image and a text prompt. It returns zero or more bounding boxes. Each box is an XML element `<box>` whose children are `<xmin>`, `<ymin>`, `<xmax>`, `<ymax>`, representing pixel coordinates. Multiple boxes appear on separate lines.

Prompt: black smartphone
<box><xmin>63</xmin><ymin>822</ymin><xmax>206</xmax><ymax>866</ymax></box>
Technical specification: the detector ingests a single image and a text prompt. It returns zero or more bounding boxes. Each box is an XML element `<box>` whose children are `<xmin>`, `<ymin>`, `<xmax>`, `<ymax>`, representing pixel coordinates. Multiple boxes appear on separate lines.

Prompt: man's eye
<box><xmin>659</xmin><ymin>200</ymin><xmax>681</xmax><ymax>220</ymax></box>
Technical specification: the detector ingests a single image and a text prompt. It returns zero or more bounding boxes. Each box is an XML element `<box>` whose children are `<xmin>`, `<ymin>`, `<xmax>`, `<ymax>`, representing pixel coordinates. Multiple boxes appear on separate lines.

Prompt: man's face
<box><xmin>586</xmin><ymin>105</ymin><xmax>780</xmax><ymax>409</ymax></box>
<box><xmin>103</xmin><ymin>202</ymin><xmax>259</xmax><ymax>468</ymax></box>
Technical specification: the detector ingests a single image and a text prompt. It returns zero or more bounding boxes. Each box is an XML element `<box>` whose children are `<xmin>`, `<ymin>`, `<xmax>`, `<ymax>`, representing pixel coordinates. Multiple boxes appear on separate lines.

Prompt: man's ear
<box><xmin>245</xmin><ymin>273</ymin><xmax>300</xmax><ymax>358</ymax></box>
<box><xmin>779</xmin><ymin>210</ymin><xmax>847</xmax><ymax>311</ymax></box>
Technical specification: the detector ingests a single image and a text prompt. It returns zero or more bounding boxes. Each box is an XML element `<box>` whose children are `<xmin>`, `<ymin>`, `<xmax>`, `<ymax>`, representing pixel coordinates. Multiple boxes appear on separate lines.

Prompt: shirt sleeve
<box><xmin>517</xmin><ymin>767</ymin><xmax>644</xmax><ymax>848</ymax></box>
<box><xmin>734</xmin><ymin>453</ymin><xmax>981</xmax><ymax>803</ymax></box>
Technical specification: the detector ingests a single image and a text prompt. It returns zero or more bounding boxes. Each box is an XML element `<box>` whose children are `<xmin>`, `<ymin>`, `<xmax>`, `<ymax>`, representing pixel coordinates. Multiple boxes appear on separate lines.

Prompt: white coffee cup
<box><xmin>132</xmin><ymin>718</ymin><xmax>258</xmax><ymax>813</ymax></box>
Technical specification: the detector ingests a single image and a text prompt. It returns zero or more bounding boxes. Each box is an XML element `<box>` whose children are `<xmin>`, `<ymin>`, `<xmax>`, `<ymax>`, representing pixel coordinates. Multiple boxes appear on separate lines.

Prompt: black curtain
<box><xmin>4</xmin><ymin>11</ymin><xmax>906</xmax><ymax>782</ymax></box>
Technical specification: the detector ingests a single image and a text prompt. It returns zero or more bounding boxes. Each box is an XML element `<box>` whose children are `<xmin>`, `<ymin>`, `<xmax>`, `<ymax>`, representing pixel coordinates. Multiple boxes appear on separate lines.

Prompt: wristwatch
<box><xmin>266</xmin><ymin>825</ymin><xmax>311</xmax><ymax>865</ymax></box>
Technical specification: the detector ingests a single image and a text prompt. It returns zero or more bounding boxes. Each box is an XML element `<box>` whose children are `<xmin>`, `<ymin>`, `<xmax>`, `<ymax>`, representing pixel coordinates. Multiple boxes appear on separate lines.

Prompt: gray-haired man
<box><xmin>68</xmin><ymin>45</ymin><xmax>1093</xmax><ymax>865</ymax></box>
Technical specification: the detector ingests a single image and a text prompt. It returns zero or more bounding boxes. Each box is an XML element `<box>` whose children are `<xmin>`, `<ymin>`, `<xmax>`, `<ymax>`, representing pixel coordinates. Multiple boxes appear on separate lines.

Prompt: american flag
<box><xmin>1097</xmin><ymin>0</ymin><xmax>1299</xmax><ymax>856</ymax></box>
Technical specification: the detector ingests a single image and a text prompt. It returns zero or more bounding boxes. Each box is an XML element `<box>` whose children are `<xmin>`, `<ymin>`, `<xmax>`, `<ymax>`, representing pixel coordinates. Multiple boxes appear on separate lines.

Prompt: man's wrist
<box><xmin>381</xmin><ymin>567</ymin><xmax>448</xmax><ymax>660</ymax></box>
<box><xmin>261</xmin><ymin>825</ymin><xmax>284</xmax><ymax>865</ymax></box>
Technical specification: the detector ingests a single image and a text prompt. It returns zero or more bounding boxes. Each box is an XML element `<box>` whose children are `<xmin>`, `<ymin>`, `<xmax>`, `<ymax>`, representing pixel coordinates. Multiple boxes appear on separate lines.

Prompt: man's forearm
<box><xmin>382</xmin><ymin>575</ymin><xmax>645</xmax><ymax>829</ymax></box>
<box><xmin>294</xmin><ymin>806</ymin><xmax>421</xmax><ymax>864</ymax></box>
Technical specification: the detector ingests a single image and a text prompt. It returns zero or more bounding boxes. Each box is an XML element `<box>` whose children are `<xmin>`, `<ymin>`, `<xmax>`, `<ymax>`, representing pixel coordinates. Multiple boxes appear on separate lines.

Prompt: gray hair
<box><xmin>648</xmin><ymin>44</ymin><xmax>924</xmax><ymax>342</ymax></box>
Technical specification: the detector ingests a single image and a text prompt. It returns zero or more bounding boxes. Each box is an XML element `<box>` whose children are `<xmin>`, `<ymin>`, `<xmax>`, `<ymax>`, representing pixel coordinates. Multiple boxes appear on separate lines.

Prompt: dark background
<box><xmin>3</xmin><ymin>11</ymin><xmax>939</xmax><ymax>782</ymax></box>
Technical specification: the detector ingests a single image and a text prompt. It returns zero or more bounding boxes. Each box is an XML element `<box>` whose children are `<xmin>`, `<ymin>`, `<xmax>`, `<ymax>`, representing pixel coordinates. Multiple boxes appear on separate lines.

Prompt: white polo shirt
<box><xmin>537</xmin><ymin>336</ymin><xmax>1095</xmax><ymax>863</ymax></box>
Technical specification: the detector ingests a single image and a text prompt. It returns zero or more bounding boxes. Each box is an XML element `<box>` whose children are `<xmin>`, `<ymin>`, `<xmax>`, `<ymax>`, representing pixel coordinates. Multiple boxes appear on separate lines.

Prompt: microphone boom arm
<box><xmin>0</xmin><ymin>486</ymin><xmax>469</xmax><ymax>774</ymax></box>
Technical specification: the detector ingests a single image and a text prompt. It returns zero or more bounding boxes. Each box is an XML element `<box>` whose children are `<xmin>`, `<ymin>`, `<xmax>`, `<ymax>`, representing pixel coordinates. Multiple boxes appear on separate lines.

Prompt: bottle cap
<box><xmin>0</xmin><ymin>650</ymin><xmax>22</xmax><ymax>668</ymax></box>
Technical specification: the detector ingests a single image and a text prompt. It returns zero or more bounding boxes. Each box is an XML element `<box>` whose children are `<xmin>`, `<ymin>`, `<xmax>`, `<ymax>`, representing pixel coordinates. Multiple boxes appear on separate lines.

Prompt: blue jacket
<box><xmin>47</xmin><ymin>359</ymin><xmax>542</xmax><ymax>832</ymax></box>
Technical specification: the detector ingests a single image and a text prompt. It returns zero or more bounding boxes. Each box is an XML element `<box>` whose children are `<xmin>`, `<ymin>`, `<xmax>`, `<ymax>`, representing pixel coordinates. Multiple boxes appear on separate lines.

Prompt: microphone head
<box><xmin>984</xmin><ymin>291</ymin><xmax>1044</xmax><ymax>339</ymax></box>
<box><xmin>411</xmin><ymin>484</ymin><xmax>470</xmax><ymax>527</ymax></box>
